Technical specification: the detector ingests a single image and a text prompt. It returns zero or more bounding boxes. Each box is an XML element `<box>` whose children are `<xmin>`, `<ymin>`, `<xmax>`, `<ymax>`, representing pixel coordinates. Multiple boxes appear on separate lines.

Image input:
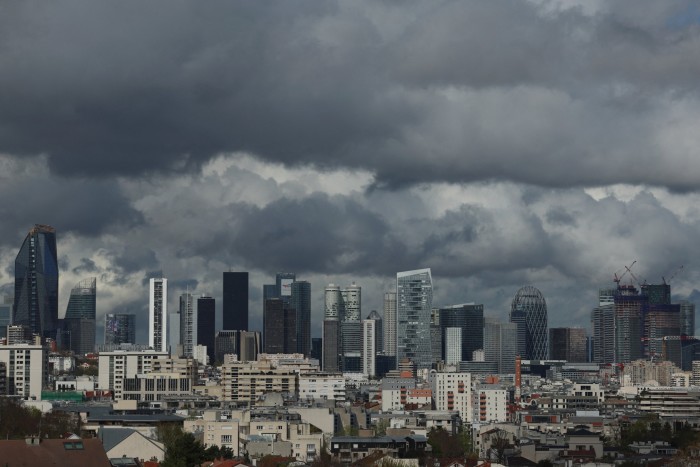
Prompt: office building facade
<box><xmin>484</xmin><ymin>318</ymin><xmax>517</xmax><ymax>374</ymax></box>
<box><xmin>197</xmin><ymin>296</ymin><xmax>216</xmax><ymax>364</ymax></box>
<box><xmin>223</xmin><ymin>272</ymin><xmax>249</xmax><ymax>331</ymax></box>
<box><xmin>509</xmin><ymin>286</ymin><xmax>548</xmax><ymax>360</ymax></box>
<box><xmin>291</xmin><ymin>281</ymin><xmax>311</xmax><ymax>356</ymax></box>
<box><xmin>362</xmin><ymin>318</ymin><xmax>376</xmax><ymax>377</ymax></box>
<box><xmin>104</xmin><ymin>314</ymin><xmax>136</xmax><ymax>345</ymax></box>
<box><xmin>263</xmin><ymin>298</ymin><xmax>297</xmax><ymax>354</ymax></box>
<box><xmin>14</xmin><ymin>224</ymin><xmax>58</xmax><ymax>339</ymax></box>
<box><xmin>549</xmin><ymin>327</ymin><xmax>587</xmax><ymax>362</ymax></box>
<box><xmin>63</xmin><ymin>277</ymin><xmax>97</xmax><ymax>355</ymax></box>
<box><xmin>180</xmin><ymin>293</ymin><xmax>195</xmax><ymax>358</ymax></box>
<box><xmin>397</xmin><ymin>269</ymin><xmax>433</xmax><ymax>369</ymax></box>
<box><xmin>383</xmin><ymin>292</ymin><xmax>397</xmax><ymax>357</ymax></box>
<box><xmin>439</xmin><ymin>303</ymin><xmax>484</xmax><ymax>362</ymax></box>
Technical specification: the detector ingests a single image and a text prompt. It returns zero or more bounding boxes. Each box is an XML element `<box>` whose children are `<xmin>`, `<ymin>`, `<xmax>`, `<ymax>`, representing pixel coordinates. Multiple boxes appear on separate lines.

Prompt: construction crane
<box><xmin>662</xmin><ymin>265</ymin><xmax>684</xmax><ymax>285</ymax></box>
<box><xmin>624</xmin><ymin>262</ymin><xmax>646</xmax><ymax>288</ymax></box>
<box><xmin>613</xmin><ymin>260</ymin><xmax>636</xmax><ymax>286</ymax></box>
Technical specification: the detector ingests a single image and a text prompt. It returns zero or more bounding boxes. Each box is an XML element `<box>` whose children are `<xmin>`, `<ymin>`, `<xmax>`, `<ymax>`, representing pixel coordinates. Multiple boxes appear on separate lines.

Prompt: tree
<box><xmin>157</xmin><ymin>424</ymin><xmax>205</xmax><ymax>467</ymax></box>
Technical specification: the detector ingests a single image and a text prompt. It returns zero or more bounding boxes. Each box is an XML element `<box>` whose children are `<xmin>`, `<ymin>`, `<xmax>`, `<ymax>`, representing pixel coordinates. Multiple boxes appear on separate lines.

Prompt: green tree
<box><xmin>157</xmin><ymin>424</ymin><xmax>205</xmax><ymax>467</ymax></box>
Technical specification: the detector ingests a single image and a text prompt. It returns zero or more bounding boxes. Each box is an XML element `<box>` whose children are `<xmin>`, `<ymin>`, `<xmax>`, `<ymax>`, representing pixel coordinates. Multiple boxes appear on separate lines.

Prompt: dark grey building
<box><xmin>510</xmin><ymin>286</ymin><xmax>548</xmax><ymax>360</ymax></box>
<box><xmin>291</xmin><ymin>281</ymin><xmax>311</xmax><ymax>357</ymax></box>
<box><xmin>14</xmin><ymin>224</ymin><xmax>58</xmax><ymax>339</ymax></box>
<box><xmin>311</xmin><ymin>337</ymin><xmax>322</xmax><ymax>361</ymax></box>
<box><xmin>263</xmin><ymin>298</ymin><xmax>297</xmax><ymax>354</ymax></box>
<box><xmin>197</xmin><ymin>296</ymin><xmax>216</xmax><ymax>364</ymax></box>
<box><xmin>439</xmin><ymin>304</ymin><xmax>484</xmax><ymax>362</ymax></box>
<box><xmin>64</xmin><ymin>278</ymin><xmax>97</xmax><ymax>355</ymax></box>
<box><xmin>323</xmin><ymin>319</ymin><xmax>340</xmax><ymax>372</ymax></box>
<box><xmin>104</xmin><ymin>313</ymin><xmax>136</xmax><ymax>346</ymax></box>
<box><xmin>223</xmin><ymin>272</ymin><xmax>248</xmax><ymax>331</ymax></box>
<box><xmin>549</xmin><ymin>327</ymin><xmax>587</xmax><ymax>362</ymax></box>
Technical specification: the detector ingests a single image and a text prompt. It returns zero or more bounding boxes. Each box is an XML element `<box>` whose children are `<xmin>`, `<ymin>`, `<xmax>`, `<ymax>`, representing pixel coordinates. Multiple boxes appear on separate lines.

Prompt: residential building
<box><xmin>104</xmin><ymin>314</ymin><xmax>136</xmax><ymax>346</ymax></box>
<box><xmin>509</xmin><ymin>286</ymin><xmax>548</xmax><ymax>360</ymax></box>
<box><xmin>149</xmin><ymin>278</ymin><xmax>168</xmax><ymax>353</ymax></box>
<box><xmin>362</xmin><ymin>318</ymin><xmax>376</xmax><ymax>377</ymax></box>
<box><xmin>299</xmin><ymin>373</ymin><xmax>346</xmax><ymax>402</ymax></box>
<box><xmin>0</xmin><ymin>343</ymin><xmax>47</xmax><ymax>400</ymax></box>
<box><xmin>473</xmin><ymin>385</ymin><xmax>508</xmax><ymax>423</ymax></box>
<box><xmin>445</xmin><ymin>328</ymin><xmax>462</xmax><ymax>365</ymax></box>
<box><xmin>220</xmin><ymin>360</ymin><xmax>298</xmax><ymax>406</ymax></box>
<box><xmin>223</xmin><ymin>272</ymin><xmax>248</xmax><ymax>331</ymax></box>
<box><xmin>396</xmin><ymin>269</ymin><xmax>433</xmax><ymax>369</ymax></box>
<box><xmin>13</xmin><ymin>224</ymin><xmax>59</xmax><ymax>339</ymax></box>
<box><xmin>97</xmin><ymin>349</ymin><xmax>169</xmax><ymax>400</ymax></box>
<box><xmin>121</xmin><ymin>373</ymin><xmax>193</xmax><ymax>403</ymax></box>
<box><xmin>430</xmin><ymin>372</ymin><xmax>472</xmax><ymax>421</ymax></box>
<box><xmin>366</xmin><ymin>310</ymin><xmax>383</xmax><ymax>353</ymax></box>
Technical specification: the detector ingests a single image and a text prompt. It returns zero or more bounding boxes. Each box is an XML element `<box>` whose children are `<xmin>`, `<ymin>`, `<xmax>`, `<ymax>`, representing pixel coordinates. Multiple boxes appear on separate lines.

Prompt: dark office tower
<box><xmin>63</xmin><ymin>278</ymin><xmax>97</xmax><ymax>355</ymax></box>
<box><xmin>613</xmin><ymin>284</ymin><xmax>646</xmax><ymax>363</ymax></box>
<box><xmin>239</xmin><ymin>331</ymin><xmax>261</xmax><ymax>362</ymax></box>
<box><xmin>215</xmin><ymin>330</ymin><xmax>239</xmax><ymax>363</ymax></box>
<box><xmin>263</xmin><ymin>284</ymin><xmax>277</xmax><ymax>301</ymax></box>
<box><xmin>311</xmin><ymin>338</ymin><xmax>322</xmax><ymax>361</ymax></box>
<box><xmin>223</xmin><ymin>272</ymin><xmax>249</xmax><ymax>331</ymax></box>
<box><xmin>366</xmin><ymin>310</ymin><xmax>383</xmax><ymax>353</ymax></box>
<box><xmin>179</xmin><ymin>293</ymin><xmax>194</xmax><ymax>358</ymax></box>
<box><xmin>197</xmin><ymin>296</ymin><xmax>216</xmax><ymax>364</ymax></box>
<box><xmin>591</xmin><ymin>303</ymin><xmax>615</xmax><ymax>364</ymax></box>
<box><xmin>641</xmin><ymin>283</ymin><xmax>671</xmax><ymax>305</ymax></box>
<box><xmin>104</xmin><ymin>314</ymin><xmax>136</xmax><ymax>345</ymax></box>
<box><xmin>323</xmin><ymin>320</ymin><xmax>340</xmax><ymax>371</ymax></box>
<box><xmin>510</xmin><ymin>286</ymin><xmax>548</xmax><ymax>360</ymax></box>
<box><xmin>549</xmin><ymin>328</ymin><xmax>587</xmax><ymax>362</ymax></box>
<box><xmin>14</xmin><ymin>224</ymin><xmax>59</xmax><ymax>339</ymax></box>
<box><xmin>263</xmin><ymin>298</ymin><xmax>296</xmax><ymax>354</ymax></box>
<box><xmin>439</xmin><ymin>304</ymin><xmax>484</xmax><ymax>362</ymax></box>
<box><xmin>291</xmin><ymin>281</ymin><xmax>311</xmax><ymax>356</ymax></box>
<box><xmin>680</xmin><ymin>301</ymin><xmax>696</xmax><ymax>336</ymax></box>
<box><xmin>645</xmin><ymin>304</ymin><xmax>681</xmax><ymax>366</ymax></box>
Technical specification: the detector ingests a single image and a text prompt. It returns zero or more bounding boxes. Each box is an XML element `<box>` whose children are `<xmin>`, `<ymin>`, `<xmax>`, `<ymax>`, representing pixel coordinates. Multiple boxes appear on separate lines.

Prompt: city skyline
<box><xmin>2</xmin><ymin>3</ymin><xmax>700</xmax><ymax>345</ymax></box>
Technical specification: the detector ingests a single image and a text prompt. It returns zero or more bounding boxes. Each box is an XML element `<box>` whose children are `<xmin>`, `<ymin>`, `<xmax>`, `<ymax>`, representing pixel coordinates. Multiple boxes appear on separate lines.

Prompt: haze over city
<box><xmin>2</xmin><ymin>1</ymin><xmax>700</xmax><ymax>344</ymax></box>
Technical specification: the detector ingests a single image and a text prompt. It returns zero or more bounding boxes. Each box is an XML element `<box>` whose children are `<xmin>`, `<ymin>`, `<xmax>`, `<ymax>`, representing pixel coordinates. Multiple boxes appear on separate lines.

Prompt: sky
<box><xmin>2</xmin><ymin>0</ymin><xmax>700</xmax><ymax>343</ymax></box>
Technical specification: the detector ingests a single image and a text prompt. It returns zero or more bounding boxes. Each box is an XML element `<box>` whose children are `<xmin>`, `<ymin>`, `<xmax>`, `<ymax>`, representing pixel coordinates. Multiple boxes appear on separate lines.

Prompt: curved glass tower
<box><xmin>510</xmin><ymin>286</ymin><xmax>548</xmax><ymax>360</ymax></box>
<box><xmin>14</xmin><ymin>224</ymin><xmax>59</xmax><ymax>339</ymax></box>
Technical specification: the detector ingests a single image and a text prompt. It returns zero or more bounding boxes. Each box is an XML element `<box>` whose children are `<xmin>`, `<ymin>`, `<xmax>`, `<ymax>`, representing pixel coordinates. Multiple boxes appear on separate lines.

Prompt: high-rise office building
<box><xmin>239</xmin><ymin>331</ymin><xmax>261</xmax><ymax>362</ymax></box>
<box><xmin>396</xmin><ymin>269</ymin><xmax>433</xmax><ymax>369</ymax></box>
<box><xmin>383</xmin><ymin>292</ymin><xmax>397</xmax><ymax>357</ymax></box>
<box><xmin>484</xmin><ymin>318</ymin><xmax>518</xmax><ymax>374</ymax></box>
<box><xmin>549</xmin><ymin>327</ymin><xmax>587</xmax><ymax>362</ymax></box>
<box><xmin>63</xmin><ymin>278</ymin><xmax>96</xmax><ymax>355</ymax></box>
<box><xmin>291</xmin><ymin>281</ymin><xmax>311</xmax><ymax>356</ymax></box>
<box><xmin>197</xmin><ymin>296</ymin><xmax>216</xmax><ymax>365</ymax></box>
<box><xmin>591</xmin><ymin>288</ymin><xmax>615</xmax><ymax>364</ymax></box>
<box><xmin>680</xmin><ymin>301</ymin><xmax>696</xmax><ymax>337</ymax></box>
<box><xmin>509</xmin><ymin>286</ymin><xmax>548</xmax><ymax>360</ymax></box>
<box><xmin>263</xmin><ymin>298</ymin><xmax>297</xmax><ymax>354</ymax></box>
<box><xmin>366</xmin><ymin>310</ymin><xmax>383</xmax><ymax>354</ymax></box>
<box><xmin>223</xmin><ymin>272</ymin><xmax>248</xmax><ymax>331</ymax></box>
<box><xmin>149</xmin><ymin>278</ymin><xmax>168</xmax><ymax>353</ymax></box>
<box><xmin>215</xmin><ymin>330</ymin><xmax>238</xmax><ymax>363</ymax></box>
<box><xmin>325</xmin><ymin>284</ymin><xmax>343</xmax><ymax>320</ymax></box>
<box><xmin>104</xmin><ymin>314</ymin><xmax>136</xmax><ymax>345</ymax></box>
<box><xmin>0</xmin><ymin>296</ymin><xmax>12</xmax><ymax>341</ymax></box>
<box><xmin>14</xmin><ymin>224</ymin><xmax>59</xmax><ymax>339</ymax></box>
<box><xmin>276</xmin><ymin>272</ymin><xmax>296</xmax><ymax>304</ymax></box>
<box><xmin>311</xmin><ymin>337</ymin><xmax>322</xmax><ymax>361</ymax></box>
<box><xmin>179</xmin><ymin>293</ymin><xmax>194</xmax><ymax>358</ymax></box>
<box><xmin>341</xmin><ymin>283</ymin><xmax>361</xmax><ymax>321</ymax></box>
<box><xmin>614</xmin><ymin>284</ymin><xmax>646</xmax><ymax>363</ymax></box>
<box><xmin>439</xmin><ymin>304</ymin><xmax>484</xmax><ymax>362</ymax></box>
<box><xmin>362</xmin><ymin>318</ymin><xmax>376</xmax><ymax>377</ymax></box>
<box><xmin>323</xmin><ymin>284</ymin><xmax>342</xmax><ymax>372</ymax></box>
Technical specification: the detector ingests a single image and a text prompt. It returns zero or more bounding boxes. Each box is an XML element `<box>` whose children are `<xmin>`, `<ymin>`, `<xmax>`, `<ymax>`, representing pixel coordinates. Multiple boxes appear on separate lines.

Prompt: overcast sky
<box><xmin>2</xmin><ymin>0</ymin><xmax>700</xmax><ymax>343</ymax></box>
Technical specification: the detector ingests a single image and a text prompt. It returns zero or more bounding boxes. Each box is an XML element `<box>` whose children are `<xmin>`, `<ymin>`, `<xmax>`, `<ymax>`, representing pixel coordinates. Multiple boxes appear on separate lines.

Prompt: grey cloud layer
<box><xmin>1</xmin><ymin>1</ymin><xmax>700</xmax><ymax>188</ymax></box>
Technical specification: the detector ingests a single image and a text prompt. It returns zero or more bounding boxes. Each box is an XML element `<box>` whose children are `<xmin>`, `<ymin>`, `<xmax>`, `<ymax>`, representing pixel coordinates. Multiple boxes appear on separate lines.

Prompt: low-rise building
<box><xmin>299</xmin><ymin>373</ymin><xmax>346</xmax><ymax>402</ymax></box>
<box><xmin>221</xmin><ymin>360</ymin><xmax>298</xmax><ymax>406</ymax></box>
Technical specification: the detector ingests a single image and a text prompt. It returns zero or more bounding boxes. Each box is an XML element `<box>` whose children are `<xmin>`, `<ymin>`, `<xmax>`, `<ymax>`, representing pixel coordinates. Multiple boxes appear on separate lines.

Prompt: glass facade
<box><xmin>64</xmin><ymin>277</ymin><xmax>97</xmax><ymax>355</ymax></box>
<box><xmin>104</xmin><ymin>313</ymin><xmax>136</xmax><ymax>345</ymax></box>
<box><xmin>510</xmin><ymin>286</ymin><xmax>548</xmax><ymax>360</ymax></box>
<box><xmin>14</xmin><ymin>224</ymin><xmax>59</xmax><ymax>339</ymax></box>
<box><xmin>439</xmin><ymin>304</ymin><xmax>484</xmax><ymax>362</ymax></box>
<box><xmin>291</xmin><ymin>281</ymin><xmax>311</xmax><ymax>356</ymax></box>
<box><xmin>223</xmin><ymin>272</ymin><xmax>249</xmax><ymax>331</ymax></box>
<box><xmin>197</xmin><ymin>296</ymin><xmax>216</xmax><ymax>364</ymax></box>
<box><xmin>396</xmin><ymin>268</ymin><xmax>433</xmax><ymax>369</ymax></box>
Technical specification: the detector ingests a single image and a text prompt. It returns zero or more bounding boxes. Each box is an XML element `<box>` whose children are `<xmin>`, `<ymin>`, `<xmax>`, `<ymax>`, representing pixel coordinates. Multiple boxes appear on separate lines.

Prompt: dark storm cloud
<box><xmin>1</xmin><ymin>1</ymin><xmax>700</xmax><ymax>189</ymax></box>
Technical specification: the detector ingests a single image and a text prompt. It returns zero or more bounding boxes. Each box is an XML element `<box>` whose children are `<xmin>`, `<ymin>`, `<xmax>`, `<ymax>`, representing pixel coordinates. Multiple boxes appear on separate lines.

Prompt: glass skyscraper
<box><xmin>510</xmin><ymin>286</ymin><xmax>548</xmax><ymax>360</ymax></box>
<box><xmin>291</xmin><ymin>281</ymin><xmax>311</xmax><ymax>357</ymax></box>
<box><xmin>14</xmin><ymin>224</ymin><xmax>59</xmax><ymax>339</ymax></box>
<box><xmin>439</xmin><ymin>303</ymin><xmax>484</xmax><ymax>362</ymax></box>
<box><xmin>396</xmin><ymin>268</ymin><xmax>433</xmax><ymax>369</ymax></box>
<box><xmin>64</xmin><ymin>277</ymin><xmax>97</xmax><ymax>355</ymax></box>
<box><xmin>223</xmin><ymin>272</ymin><xmax>249</xmax><ymax>331</ymax></box>
<box><xmin>104</xmin><ymin>313</ymin><xmax>136</xmax><ymax>345</ymax></box>
<box><xmin>197</xmin><ymin>296</ymin><xmax>216</xmax><ymax>364</ymax></box>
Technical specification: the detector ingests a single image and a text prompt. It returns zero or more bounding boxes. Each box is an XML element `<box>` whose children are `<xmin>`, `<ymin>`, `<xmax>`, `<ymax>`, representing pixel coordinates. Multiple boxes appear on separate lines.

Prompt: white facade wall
<box><xmin>0</xmin><ymin>344</ymin><xmax>46</xmax><ymax>400</ymax></box>
<box><xmin>381</xmin><ymin>389</ymin><xmax>404</xmax><ymax>411</ymax></box>
<box><xmin>445</xmin><ymin>328</ymin><xmax>462</xmax><ymax>365</ymax></box>
<box><xmin>299</xmin><ymin>374</ymin><xmax>346</xmax><ymax>401</ymax></box>
<box><xmin>473</xmin><ymin>386</ymin><xmax>508</xmax><ymax>422</ymax></box>
<box><xmin>97</xmin><ymin>349</ymin><xmax>168</xmax><ymax>400</ymax></box>
<box><xmin>431</xmin><ymin>372</ymin><xmax>472</xmax><ymax>421</ymax></box>
<box><xmin>149</xmin><ymin>278</ymin><xmax>168</xmax><ymax>353</ymax></box>
<box><xmin>383</xmin><ymin>292</ymin><xmax>397</xmax><ymax>357</ymax></box>
<box><xmin>570</xmin><ymin>383</ymin><xmax>604</xmax><ymax>403</ymax></box>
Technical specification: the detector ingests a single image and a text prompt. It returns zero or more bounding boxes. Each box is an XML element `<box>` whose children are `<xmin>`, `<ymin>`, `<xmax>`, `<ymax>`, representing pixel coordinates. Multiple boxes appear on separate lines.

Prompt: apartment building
<box><xmin>221</xmin><ymin>360</ymin><xmax>298</xmax><ymax>406</ymax></box>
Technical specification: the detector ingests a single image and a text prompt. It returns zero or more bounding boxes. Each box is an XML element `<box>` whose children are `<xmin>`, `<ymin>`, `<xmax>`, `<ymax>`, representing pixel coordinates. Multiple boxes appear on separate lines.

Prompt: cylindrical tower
<box><xmin>510</xmin><ymin>286</ymin><xmax>548</xmax><ymax>360</ymax></box>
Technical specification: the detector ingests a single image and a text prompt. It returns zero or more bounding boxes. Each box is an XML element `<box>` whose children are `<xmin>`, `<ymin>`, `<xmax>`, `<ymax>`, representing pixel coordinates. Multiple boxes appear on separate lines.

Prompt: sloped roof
<box><xmin>0</xmin><ymin>438</ymin><xmax>111</xmax><ymax>467</ymax></box>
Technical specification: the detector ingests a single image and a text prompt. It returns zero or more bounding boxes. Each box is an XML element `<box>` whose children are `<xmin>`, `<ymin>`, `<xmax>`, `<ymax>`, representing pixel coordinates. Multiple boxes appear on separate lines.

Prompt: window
<box><xmin>221</xmin><ymin>435</ymin><xmax>232</xmax><ymax>443</ymax></box>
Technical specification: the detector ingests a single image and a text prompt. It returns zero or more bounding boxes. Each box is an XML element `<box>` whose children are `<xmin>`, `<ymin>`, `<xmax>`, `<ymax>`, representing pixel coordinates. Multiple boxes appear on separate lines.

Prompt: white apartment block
<box><xmin>149</xmin><ymin>278</ymin><xmax>168</xmax><ymax>353</ymax></box>
<box><xmin>299</xmin><ymin>374</ymin><xmax>346</xmax><ymax>402</ymax></box>
<box><xmin>122</xmin><ymin>373</ymin><xmax>193</xmax><ymax>403</ymax></box>
<box><xmin>185</xmin><ymin>411</ymin><xmax>241</xmax><ymax>455</ymax></box>
<box><xmin>692</xmin><ymin>361</ymin><xmax>700</xmax><ymax>386</ymax></box>
<box><xmin>473</xmin><ymin>385</ymin><xmax>508</xmax><ymax>423</ymax></box>
<box><xmin>0</xmin><ymin>344</ymin><xmax>47</xmax><ymax>400</ymax></box>
<box><xmin>430</xmin><ymin>372</ymin><xmax>472</xmax><ymax>422</ymax></box>
<box><xmin>97</xmin><ymin>349</ymin><xmax>168</xmax><ymax>400</ymax></box>
<box><xmin>570</xmin><ymin>382</ymin><xmax>604</xmax><ymax>403</ymax></box>
<box><xmin>221</xmin><ymin>360</ymin><xmax>298</xmax><ymax>406</ymax></box>
<box><xmin>671</xmin><ymin>372</ymin><xmax>691</xmax><ymax>387</ymax></box>
<box><xmin>362</xmin><ymin>319</ymin><xmax>376</xmax><ymax>377</ymax></box>
<box><xmin>257</xmin><ymin>354</ymin><xmax>319</xmax><ymax>374</ymax></box>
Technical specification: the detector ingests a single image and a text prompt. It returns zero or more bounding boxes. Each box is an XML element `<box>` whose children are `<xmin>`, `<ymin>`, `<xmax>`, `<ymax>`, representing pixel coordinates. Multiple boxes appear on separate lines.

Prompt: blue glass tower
<box><xmin>14</xmin><ymin>224</ymin><xmax>59</xmax><ymax>339</ymax></box>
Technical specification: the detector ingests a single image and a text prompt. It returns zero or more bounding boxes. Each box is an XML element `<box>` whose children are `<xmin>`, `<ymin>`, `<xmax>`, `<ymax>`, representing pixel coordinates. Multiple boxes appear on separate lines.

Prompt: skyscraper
<box><xmin>263</xmin><ymin>298</ymin><xmax>297</xmax><ymax>354</ymax></box>
<box><xmin>341</xmin><ymin>283</ymin><xmax>361</xmax><ymax>321</ymax></box>
<box><xmin>104</xmin><ymin>314</ymin><xmax>136</xmax><ymax>345</ymax></box>
<box><xmin>291</xmin><ymin>281</ymin><xmax>311</xmax><ymax>356</ymax></box>
<box><xmin>383</xmin><ymin>292</ymin><xmax>397</xmax><ymax>357</ymax></box>
<box><xmin>0</xmin><ymin>296</ymin><xmax>12</xmax><ymax>342</ymax></box>
<box><xmin>396</xmin><ymin>269</ymin><xmax>433</xmax><ymax>369</ymax></box>
<box><xmin>439</xmin><ymin>304</ymin><xmax>484</xmax><ymax>362</ymax></box>
<box><xmin>362</xmin><ymin>318</ymin><xmax>376</xmax><ymax>377</ymax></box>
<box><xmin>549</xmin><ymin>327</ymin><xmax>587</xmax><ymax>362</ymax></box>
<box><xmin>340</xmin><ymin>283</ymin><xmax>362</xmax><ymax>371</ymax></box>
<box><xmin>614</xmin><ymin>284</ymin><xmax>646</xmax><ymax>363</ymax></box>
<box><xmin>509</xmin><ymin>286</ymin><xmax>548</xmax><ymax>360</ymax></box>
<box><xmin>223</xmin><ymin>272</ymin><xmax>249</xmax><ymax>331</ymax></box>
<box><xmin>366</xmin><ymin>310</ymin><xmax>383</xmax><ymax>353</ymax></box>
<box><xmin>484</xmin><ymin>318</ymin><xmax>518</xmax><ymax>374</ymax></box>
<box><xmin>197</xmin><ymin>296</ymin><xmax>216</xmax><ymax>365</ymax></box>
<box><xmin>180</xmin><ymin>292</ymin><xmax>194</xmax><ymax>358</ymax></box>
<box><xmin>14</xmin><ymin>224</ymin><xmax>59</xmax><ymax>339</ymax></box>
<box><xmin>149</xmin><ymin>278</ymin><xmax>168</xmax><ymax>353</ymax></box>
<box><xmin>64</xmin><ymin>277</ymin><xmax>97</xmax><ymax>355</ymax></box>
<box><xmin>680</xmin><ymin>301</ymin><xmax>696</xmax><ymax>336</ymax></box>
